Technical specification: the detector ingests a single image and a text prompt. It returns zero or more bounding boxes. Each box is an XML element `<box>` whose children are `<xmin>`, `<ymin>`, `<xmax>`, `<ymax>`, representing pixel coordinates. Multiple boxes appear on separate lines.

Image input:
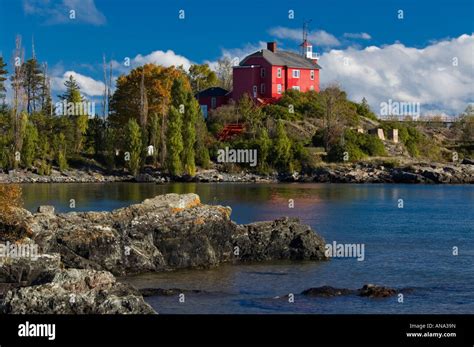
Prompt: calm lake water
<box><xmin>21</xmin><ymin>183</ymin><xmax>474</xmax><ymax>314</ymax></box>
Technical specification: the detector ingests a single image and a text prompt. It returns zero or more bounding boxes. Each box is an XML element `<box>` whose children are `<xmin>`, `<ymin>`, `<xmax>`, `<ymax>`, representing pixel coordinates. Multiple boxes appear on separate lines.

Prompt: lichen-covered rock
<box><xmin>0</xmin><ymin>253</ymin><xmax>61</xmax><ymax>286</ymax></box>
<box><xmin>25</xmin><ymin>194</ymin><xmax>327</xmax><ymax>276</ymax></box>
<box><xmin>234</xmin><ymin>217</ymin><xmax>328</xmax><ymax>261</ymax></box>
<box><xmin>2</xmin><ymin>269</ymin><xmax>155</xmax><ymax>314</ymax></box>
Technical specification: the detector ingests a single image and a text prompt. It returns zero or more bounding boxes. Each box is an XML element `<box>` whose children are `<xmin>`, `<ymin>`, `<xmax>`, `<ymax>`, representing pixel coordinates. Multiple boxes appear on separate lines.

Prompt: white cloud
<box><xmin>132</xmin><ymin>50</ymin><xmax>193</xmax><ymax>70</ymax></box>
<box><xmin>110</xmin><ymin>50</ymin><xmax>194</xmax><ymax>75</ymax></box>
<box><xmin>23</xmin><ymin>0</ymin><xmax>106</xmax><ymax>26</ymax></box>
<box><xmin>269</xmin><ymin>27</ymin><xmax>341</xmax><ymax>47</ymax></box>
<box><xmin>52</xmin><ymin>71</ymin><xmax>105</xmax><ymax>97</ymax></box>
<box><xmin>319</xmin><ymin>34</ymin><xmax>474</xmax><ymax>115</ymax></box>
<box><xmin>343</xmin><ymin>32</ymin><xmax>372</xmax><ymax>40</ymax></box>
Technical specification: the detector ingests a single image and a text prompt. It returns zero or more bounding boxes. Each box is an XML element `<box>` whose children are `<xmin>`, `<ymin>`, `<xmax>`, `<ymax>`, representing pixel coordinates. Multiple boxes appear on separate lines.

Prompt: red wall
<box><xmin>233</xmin><ymin>56</ymin><xmax>320</xmax><ymax>102</ymax></box>
<box><xmin>198</xmin><ymin>95</ymin><xmax>229</xmax><ymax>110</ymax></box>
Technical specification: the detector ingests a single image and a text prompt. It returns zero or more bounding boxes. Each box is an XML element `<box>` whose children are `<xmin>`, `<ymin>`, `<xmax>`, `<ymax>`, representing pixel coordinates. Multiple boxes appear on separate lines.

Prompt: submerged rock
<box><xmin>139</xmin><ymin>288</ymin><xmax>205</xmax><ymax>297</ymax></box>
<box><xmin>357</xmin><ymin>284</ymin><xmax>397</xmax><ymax>298</ymax></box>
<box><xmin>2</xmin><ymin>268</ymin><xmax>155</xmax><ymax>314</ymax></box>
<box><xmin>301</xmin><ymin>286</ymin><xmax>354</xmax><ymax>297</ymax></box>
<box><xmin>301</xmin><ymin>284</ymin><xmax>401</xmax><ymax>298</ymax></box>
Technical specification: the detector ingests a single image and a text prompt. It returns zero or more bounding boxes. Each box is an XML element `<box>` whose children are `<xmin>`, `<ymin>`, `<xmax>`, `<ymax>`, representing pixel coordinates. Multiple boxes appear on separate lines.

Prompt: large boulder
<box><xmin>2</xmin><ymin>269</ymin><xmax>155</xmax><ymax>314</ymax></box>
<box><xmin>234</xmin><ymin>217</ymin><xmax>327</xmax><ymax>261</ymax></box>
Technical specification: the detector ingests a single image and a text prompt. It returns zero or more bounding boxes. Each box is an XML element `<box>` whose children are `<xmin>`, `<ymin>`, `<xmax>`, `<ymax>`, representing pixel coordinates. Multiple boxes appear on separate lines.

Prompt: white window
<box><xmin>292</xmin><ymin>86</ymin><xmax>300</xmax><ymax>91</ymax></box>
<box><xmin>310</xmin><ymin>85</ymin><xmax>314</xmax><ymax>91</ymax></box>
<box><xmin>292</xmin><ymin>69</ymin><xmax>300</xmax><ymax>78</ymax></box>
<box><xmin>260</xmin><ymin>68</ymin><xmax>265</xmax><ymax>78</ymax></box>
<box><xmin>211</xmin><ymin>97</ymin><xmax>217</xmax><ymax>109</ymax></box>
<box><xmin>277</xmin><ymin>84</ymin><xmax>282</xmax><ymax>94</ymax></box>
<box><xmin>260</xmin><ymin>83</ymin><xmax>265</xmax><ymax>94</ymax></box>
<box><xmin>277</xmin><ymin>68</ymin><xmax>282</xmax><ymax>78</ymax></box>
<box><xmin>310</xmin><ymin>70</ymin><xmax>315</xmax><ymax>80</ymax></box>
<box><xmin>253</xmin><ymin>85</ymin><xmax>257</xmax><ymax>97</ymax></box>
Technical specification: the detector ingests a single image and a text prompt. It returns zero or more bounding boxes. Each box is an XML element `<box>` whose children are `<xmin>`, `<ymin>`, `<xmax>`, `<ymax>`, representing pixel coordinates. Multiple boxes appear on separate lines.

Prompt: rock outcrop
<box><xmin>1</xmin><ymin>193</ymin><xmax>328</xmax><ymax>314</ymax></box>
<box><xmin>19</xmin><ymin>194</ymin><xmax>327</xmax><ymax>276</ymax></box>
<box><xmin>282</xmin><ymin>162</ymin><xmax>474</xmax><ymax>184</ymax></box>
<box><xmin>2</xmin><ymin>268</ymin><xmax>155</xmax><ymax>314</ymax></box>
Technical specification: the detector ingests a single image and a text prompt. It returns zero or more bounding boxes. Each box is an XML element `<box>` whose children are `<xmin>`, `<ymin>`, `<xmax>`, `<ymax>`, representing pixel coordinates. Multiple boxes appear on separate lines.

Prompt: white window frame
<box><xmin>277</xmin><ymin>84</ymin><xmax>282</xmax><ymax>94</ymax></box>
<box><xmin>277</xmin><ymin>68</ymin><xmax>282</xmax><ymax>78</ymax></box>
<box><xmin>310</xmin><ymin>70</ymin><xmax>315</xmax><ymax>80</ymax></box>
<box><xmin>260</xmin><ymin>83</ymin><xmax>265</xmax><ymax>94</ymax></box>
<box><xmin>253</xmin><ymin>85</ymin><xmax>257</xmax><ymax>97</ymax></box>
<box><xmin>310</xmin><ymin>85</ymin><xmax>314</xmax><ymax>91</ymax></box>
<box><xmin>292</xmin><ymin>69</ymin><xmax>300</xmax><ymax>78</ymax></box>
<box><xmin>292</xmin><ymin>86</ymin><xmax>300</xmax><ymax>91</ymax></box>
<box><xmin>260</xmin><ymin>68</ymin><xmax>265</xmax><ymax>78</ymax></box>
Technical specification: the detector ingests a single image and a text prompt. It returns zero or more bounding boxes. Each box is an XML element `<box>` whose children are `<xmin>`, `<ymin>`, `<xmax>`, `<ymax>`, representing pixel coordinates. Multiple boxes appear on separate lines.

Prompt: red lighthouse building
<box><xmin>232</xmin><ymin>41</ymin><xmax>321</xmax><ymax>104</ymax></box>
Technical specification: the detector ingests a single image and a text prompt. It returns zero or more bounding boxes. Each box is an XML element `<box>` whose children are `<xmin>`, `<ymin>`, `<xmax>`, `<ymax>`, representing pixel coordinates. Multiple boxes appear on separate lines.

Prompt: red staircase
<box><xmin>217</xmin><ymin>123</ymin><xmax>245</xmax><ymax>141</ymax></box>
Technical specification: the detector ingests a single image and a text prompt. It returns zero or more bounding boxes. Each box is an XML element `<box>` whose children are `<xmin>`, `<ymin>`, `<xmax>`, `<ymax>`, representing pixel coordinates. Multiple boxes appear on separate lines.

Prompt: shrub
<box><xmin>0</xmin><ymin>184</ymin><xmax>30</xmax><ymax>242</ymax></box>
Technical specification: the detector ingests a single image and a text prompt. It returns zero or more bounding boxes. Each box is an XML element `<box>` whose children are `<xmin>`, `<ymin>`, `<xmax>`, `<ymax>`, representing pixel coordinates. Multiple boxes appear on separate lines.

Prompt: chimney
<box><xmin>267</xmin><ymin>42</ymin><xmax>277</xmax><ymax>52</ymax></box>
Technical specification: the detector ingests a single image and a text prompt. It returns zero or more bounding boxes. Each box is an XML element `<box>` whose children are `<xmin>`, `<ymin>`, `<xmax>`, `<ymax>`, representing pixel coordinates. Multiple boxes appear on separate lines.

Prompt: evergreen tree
<box><xmin>170</xmin><ymin>76</ymin><xmax>188</xmax><ymax>109</ymax></box>
<box><xmin>59</xmin><ymin>75</ymin><xmax>89</xmax><ymax>154</ymax></box>
<box><xmin>0</xmin><ymin>56</ymin><xmax>7</xmax><ymax>111</ymax></box>
<box><xmin>21</xmin><ymin>121</ymin><xmax>38</xmax><ymax>168</ymax></box>
<box><xmin>148</xmin><ymin>113</ymin><xmax>161</xmax><ymax>167</ymax></box>
<box><xmin>272</xmin><ymin>120</ymin><xmax>292</xmax><ymax>172</ymax></box>
<box><xmin>125</xmin><ymin>118</ymin><xmax>142</xmax><ymax>176</ymax></box>
<box><xmin>166</xmin><ymin>106</ymin><xmax>183</xmax><ymax>175</ymax></box>
<box><xmin>195</xmin><ymin>115</ymin><xmax>210</xmax><ymax>169</ymax></box>
<box><xmin>22</xmin><ymin>58</ymin><xmax>43</xmax><ymax>114</ymax></box>
<box><xmin>39</xmin><ymin>63</ymin><xmax>53</xmax><ymax>115</ymax></box>
<box><xmin>54</xmin><ymin>133</ymin><xmax>68</xmax><ymax>171</ymax></box>
<box><xmin>182</xmin><ymin>93</ymin><xmax>198</xmax><ymax>175</ymax></box>
<box><xmin>256</xmin><ymin>127</ymin><xmax>271</xmax><ymax>174</ymax></box>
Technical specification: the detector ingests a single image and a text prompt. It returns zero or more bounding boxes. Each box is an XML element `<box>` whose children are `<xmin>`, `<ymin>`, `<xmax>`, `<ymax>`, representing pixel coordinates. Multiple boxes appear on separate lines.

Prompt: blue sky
<box><xmin>0</xmin><ymin>0</ymin><xmax>473</xmax><ymax>115</ymax></box>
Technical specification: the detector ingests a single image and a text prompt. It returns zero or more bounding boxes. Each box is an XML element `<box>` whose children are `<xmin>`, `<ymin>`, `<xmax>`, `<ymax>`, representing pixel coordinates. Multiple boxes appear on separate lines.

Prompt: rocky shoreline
<box><xmin>0</xmin><ymin>193</ymin><xmax>327</xmax><ymax>314</ymax></box>
<box><xmin>0</xmin><ymin>160</ymin><xmax>472</xmax><ymax>184</ymax></box>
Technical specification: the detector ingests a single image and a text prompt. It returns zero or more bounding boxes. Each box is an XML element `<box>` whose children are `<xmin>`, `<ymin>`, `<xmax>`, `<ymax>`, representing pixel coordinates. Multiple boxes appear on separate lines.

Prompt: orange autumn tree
<box><xmin>109</xmin><ymin>64</ymin><xmax>191</xmax><ymax>128</ymax></box>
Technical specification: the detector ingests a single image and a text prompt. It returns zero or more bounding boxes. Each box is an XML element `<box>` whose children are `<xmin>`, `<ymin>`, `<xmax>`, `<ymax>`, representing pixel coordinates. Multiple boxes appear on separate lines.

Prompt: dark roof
<box><xmin>240</xmin><ymin>49</ymin><xmax>322</xmax><ymax>69</ymax></box>
<box><xmin>195</xmin><ymin>87</ymin><xmax>229</xmax><ymax>98</ymax></box>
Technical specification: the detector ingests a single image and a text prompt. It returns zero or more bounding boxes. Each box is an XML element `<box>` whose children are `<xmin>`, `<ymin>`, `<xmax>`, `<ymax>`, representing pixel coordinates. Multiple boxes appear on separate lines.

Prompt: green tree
<box><xmin>22</xmin><ymin>58</ymin><xmax>43</xmax><ymax>114</ymax></box>
<box><xmin>54</xmin><ymin>133</ymin><xmax>68</xmax><ymax>171</ymax></box>
<box><xmin>0</xmin><ymin>56</ymin><xmax>7</xmax><ymax>111</ymax></box>
<box><xmin>195</xmin><ymin>115</ymin><xmax>210</xmax><ymax>169</ymax></box>
<box><xmin>59</xmin><ymin>75</ymin><xmax>89</xmax><ymax>154</ymax></box>
<box><xmin>182</xmin><ymin>93</ymin><xmax>198</xmax><ymax>175</ymax></box>
<box><xmin>21</xmin><ymin>121</ymin><xmax>39</xmax><ymax>168</ymax></box>
<box><xmin>256</xmin><ymin>127</ymin><xmax>271</xmax><ymax>173</ymax></box>
<box><xmin>239</xmin><ymin>94</ymin><xmax>263</xmax><ymax>139</ymax></box>
<box><xmin>272</xmin><ymin>120</ymin><xmax>292</xmax><ymax>172</ymax></box>
<box><xmin>148</xmin><ymin>113</ymin><xmax>161</xmax><ymax>167</ymax></box>
<box><xmin>166</xmin><ymin>106</ymin><xmax>183</xmax><ymax>175</ymax></box>
<box><xmin>188</xmin><ymin>64</ymin><xmax>218</xmax><ymax>93</ymax></box>
<box><xmin>125</xmin><ymin>118</ymin><xmax>143</xmax><ymax>176</ymax></box>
